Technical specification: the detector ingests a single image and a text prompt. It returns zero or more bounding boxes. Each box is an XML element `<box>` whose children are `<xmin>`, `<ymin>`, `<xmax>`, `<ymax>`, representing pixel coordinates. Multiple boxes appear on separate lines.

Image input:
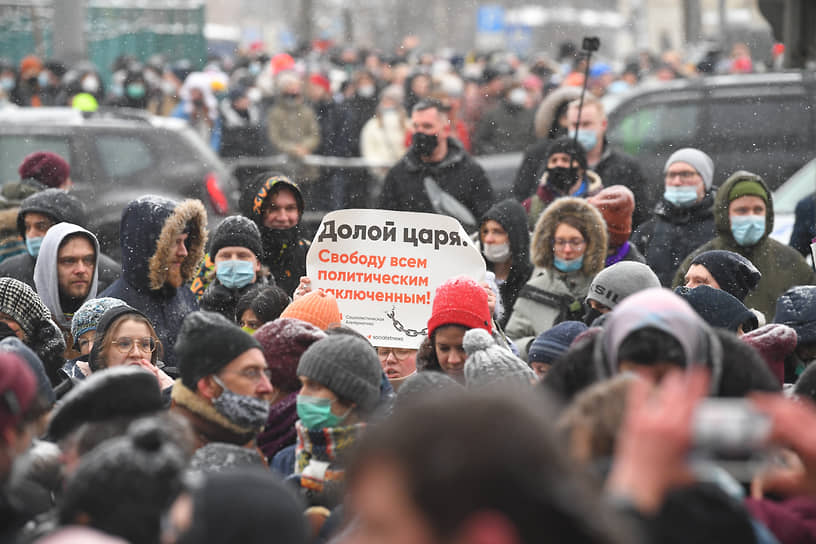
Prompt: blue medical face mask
<box><xmin>664</xmin><ymin>185</ymin><xmax>699</xmax><ymax>207</ymax></box>
<box><xmin>553</xmin><ymin>255</ymin><xmax>584</xmax><ymax>273</ymax></box>
<box><xmin>0</xmin><ymin>77</ymin><xmax>14</xmax><ymax>92</ymax></box>
<box><xmin>730</xmin><ymin>214</ymin><xmax>766</xmax><ymax>247</ymax></box>
<box><xmin>26</xmin><ymin>236</ymin><xmax>43</xmax><ymax>258</ymax></box>
<box><xmin>297</xmin><ymin>394</ymin><xmax>351</xmax><ymax>430</ymax></box>
<box><xmin>569</xmin><ymin>128</ymin><xmax>598</xmax><ymax>152</ymax></box>
<box><xmin>216</xmin><ymin>260</ymin><xmax>255</xmax><ymax>289</ymax></box>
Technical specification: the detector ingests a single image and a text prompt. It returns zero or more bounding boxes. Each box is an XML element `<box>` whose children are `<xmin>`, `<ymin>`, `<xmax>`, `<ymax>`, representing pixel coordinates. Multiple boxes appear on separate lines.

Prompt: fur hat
<box><xmin>463</xmin><ymin>328</ymin><xmax>536</xmax><ymax>388</ymax></box>
<box><xmin>279</xmin><ymin>290</ymin><xmax>342</xmax><ymax>331</ymax></box>
<box><xmin>253</xmin><ymin>318</ymin><xmax>326</xmax><ymax>392</ymax></box>
<box><xmin>427</xmin><ymin>276</ymin><xmax>492</xmax><ymax>338</ymax></box>
<box><xmin>46</xmin><ymin>366</ymin><xmax>164</xmax><ymax>442</ymax></box>
<box><xmin>587</xmin><ymin>185</ymin><xmax>635</xmax><ymax>247</ymax></box>
<box><xmin>586</xmin><ymin>261</ymin><xmax>661</xmax><ymax>310</ymax></box>
<box><xmin>774</xmin><ymin>286</ymin><xmax>816</xmax><ymax>345</ymax></box>
<box><xmin>70</xmin><ymin>297</ymin><xmax>128</xmax><ymax>347</ymax></box>
<box><xmin>675</xmin><ymin>285</ymin><xmax>758</xmax><ymax>333</ymax></box>
<box><xmin>175</xmin><ymin>311</ymin><xmax>262</xmax><ymax>390</ymax></box>
<box><xmin>528</xmin><ymin>321</ymin><xmax>588</xmax><ymax>364</ymax></box>
<box><xmin>297</xmin><ymin>334</ymin><xmax>382</xmax><ymax>413</ymax></box>
<box><xmin>209</xmin><ymin>215</ymin><xmax>263</xmax><ymax>261</ymax></box>
<box><xmin>18</xmin><ymin>151</ymin><xmax>70</xmax><ymax>188</ymax></box>
<box><xmin>690</xmin><ymin>250</ymin><xmax>761</xmax><ymax>303</ymax></box>
<box><xmin>664</xmin><ymin>148</ymin><xmax>714</xmax><ymax>190</ymax></box>
<box><xmin>0</xmin><ymin>353</ymin><xmax>37</xmax><ymax>434</ymax></box>
<box><xmin>742</xmin><ymin>324</ymin><xmax>797</xmax><ymax>386</ymax></box>
<box><xmin>531</xmin><ymin>197</ymin><xmax>608</xmax><ymax>275</ymax></box>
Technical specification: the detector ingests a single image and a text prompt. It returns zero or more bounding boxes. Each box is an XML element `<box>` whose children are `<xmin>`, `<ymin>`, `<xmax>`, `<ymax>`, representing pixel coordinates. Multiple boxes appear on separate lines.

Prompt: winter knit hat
<box><xmin>741</xmin><ymin>324</ymin><xmax>797</xmax><ymax>386</ymax></box>
<box><xmin>728</xmin><ymin>177</ymin><xmax>769</xmax><ymax>204</ymax></box>
<box><xmin>587</xmin><ymin>185</ymin><xmax>635</xmax><ymax>246</ymax></box>
<box><xmin>774</xmin><ymin>286</ymin><xmax>816</xmax><ymax>345</ymax></box>
<box><xmin>0</xmin><ymin>277</ymin><xmax>51</xmax><ymax>338</ymax></box>
<box><xmin>794</xmin><ymin>362</ymin><xmax>816</xmax><ymax>402</ymax></box>
<box><xmin>254</xmin><ymin>318</ymin><xmax>326</xmax><ymax>392</ymax></box>
<box><xmin>547</xmin><ymin>136</ymin><xmax>588</xmax><ymax>170</ymax></box>
<box><xmin>664</xmin><ymin>148</ymin><xmax>715</xmax><ymax>190</ymax></box>
<box><xmin>279</xmin><ymin>290</ymin><xmax>342</xmax><ymax>331</ymax></box>
<box><xmin>528</xmin><ymin>321</ymin><xmax>588</xmax><ymax>364</ymax></box>
<box><xmin>297</xmin><ymin>334</ymin><xmax>382</xmax><ymax>412</ymax></box>
<box><xmin>427</xmin><ymin>275</ymin><xmax>492</xmax><ymax>338</ymax></box>
<box><xmin>0</xmin><ymin>337</ymin><xmax>55</xmax><ymax>406</ymax></box>
<box><xmin>46</xmin><ymin>366</ymin><xmax>164</xmax><ymax>442</ymax></box>
<box><xmin>0</xmin><ymin>352</ymin><xmax>37</xmax><ymax>434</ymax></box>
<box><xmin>586</xmin><ymin>261</ymin><xmax>661</xmax><ymax>310</ymax></box>
<box><xmin>176</xmin><ymin>311</ymin><xmax>262</xmax><ymax>390</ymax></box>
<box><xmin>18</xmin><ymin>151</ymin><xmax>70</xmax><ymax>188</ymax></box>
<box><xmin>463</xmin><ymin>328</ymin><xmax>536</xmax><ymax>389</ymax></box>
<box><xmin>70</xmin><ymin>297</ymin><xmax>128</xmax><ymax>347</ymax></box>
<box><xmin>209</xmin><ymin>215</ymin><xmax>263</xmax><ymax>261</ymax></box>
<box><xmin>690</xmin><ymin>250</ymin><xmax>761</xmax><ymax>303</ymax></box>
<box><xmin>675</xmin><ymin>285</ymin><xmax>758</xmax><ymax>333</ymax></box>
<box><xmin>394</xmin><ymin>371</ymin><xmax>463</xmax><ymax>411</ymax></box>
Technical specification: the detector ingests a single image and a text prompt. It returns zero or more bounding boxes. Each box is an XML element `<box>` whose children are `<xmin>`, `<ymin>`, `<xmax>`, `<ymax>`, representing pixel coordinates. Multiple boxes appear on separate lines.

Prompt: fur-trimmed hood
<box><xmin>530</xmin><ymin>197</ymin><xmax>608</xmax><ymax>276</ymax></box>
<box><xmin>119</xmin><ymin>196</ymin><xmax>207</xmax><ymax>292</ymax></box>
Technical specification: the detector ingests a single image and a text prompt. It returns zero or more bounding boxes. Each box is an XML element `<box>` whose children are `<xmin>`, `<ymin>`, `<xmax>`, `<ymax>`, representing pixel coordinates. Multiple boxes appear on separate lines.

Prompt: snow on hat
<box><xmin>70</xmin><ymin>297</ymin><xmax>128</xmax><ymax>347</ymax></box>
<box><xmin>675</xmin><ymin>285</ymin><xmax>758</xmax><ymax>333</ymax></box>
<box><xmin>587</xmin><ymin>185</ymin><xmax>635</xmax><ymax>247</ymax></box>
<box><xmin>427</xmin><ymin>276</ymin><xmax>492</xmax><ymax>338</ymax></box>
<box><xmin>664</xmin><ymin>148</ymin><xmax>714</xmax><ymax>190</ymax></box>
<box><xmin>0</xmin><ymin>352</ymin><xmax>37</xmax><ymax>434</ymax></box>
<box><xmin>586</xmin><ymin>261</ymin><xmax>660</xmax><ymax>310</ymax></box>
<box><xmin>0</xmin><ymin>277</ymin><xmax>50</xmax><ymax>338</ymax></box>
<box><xmin>279</xmin><ymin>290</ymin><xmax>342</xmax><ymax>331</ymax></box>
<box><xmin>189</xmin><ymin>442</ymin><xmax>266</xmax><ymax>473</ymax></box>
<box><xmin>175</xmin><ymin>311</ymin><xmax>262</xmax><ymax>390</ymax></box>
<box><xmin>528</xmin><ymin>321</ymin><xmax>588</xmax><ymax>364</ymax></box>
<box><xmin>254</xmin><ymin>318</ymin><xmax>326</xmax><ymax>392</ymax></box>
<box><xmin>297</xmin><ymin>334</ymin><xmax>382</xmax><ymax>412</ymax></box>
<box><xmin>690</xmin><ymin>250</ymin><xmax>761</xmax><ymax>303</ymax></box>
<box><xmin>209</xmin><ymin>215</ymin><xmax>263</xmax><ymax>261</ymax></box>
<box><xmin>774</xmin><ymin>286</ymin><xmax>816</xmax><ymax>345</ymax></box>
<box><xmin>742</xmin><ymin>324</ymin><xmax>797</xmax><ymax>386</ymax></box>
<box><xmin>18</xmin><ymin>151</ymin><xmax>70</xmax><ymax>188</ymax></box>
<box><xmin>463</xmin><ymin>328</ymin><xmax>536</xmax><ymax>389</ymax></box>
<box><xmin>394</xmin><ymin>371</ymin><xmax>463</xmax><ymax>411</ymax></box>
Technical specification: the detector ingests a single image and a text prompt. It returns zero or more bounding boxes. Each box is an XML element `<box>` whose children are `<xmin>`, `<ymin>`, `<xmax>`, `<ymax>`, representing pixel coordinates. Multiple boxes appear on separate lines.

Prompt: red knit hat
<box><xmin>309</xmin><ymin>73</ymin><xmax>331</xmax><ymax>94</ymax></box>
<box><xmin>741</xmin><ymin>323</ymin><xmax>797</xmax><ymax>386</ymax></box>
<box><xmin>587</xmin><ymin>185</ymin><xmax>634</xmax><ymax>247</ymax></box>
<box><xmin>427</xmin><ymin>276</ymin><xmax>492</xmax><ymax>338</ymax></box>
<box><xmin>0</xmin><ymin>352</ymin><xmax>36</xmax><ymax>434</ymax></box>
<box><xmin>279</xmin><ymin>289</ymin><xmax>342</xmax><ymax>331</ymax></box>
<box><xmin>18</xmin><ymin>151</ymin><xmax>70</xmax><ymax>188</ymax></box>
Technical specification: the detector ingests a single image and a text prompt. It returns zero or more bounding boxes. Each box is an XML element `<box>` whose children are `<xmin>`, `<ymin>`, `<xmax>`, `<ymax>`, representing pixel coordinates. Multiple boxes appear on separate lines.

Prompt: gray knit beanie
<box><xmin>463</xmin><ymin>329</ymin><xmax>536</xmax><ymax>389</ymax></box>
<box><xmin>296</xmin><ymin>335</ymin><xmax>381</xmax><ymax>412</ymax></box>
<box><xmin>664</xmin><ymin>148</ymin><xmax>715</xmax><ymax>190</ymax></box>
<box><xmin>586</xmin><ymin>261</ymin><xmax>661</xmax><ymax>310</ymax></box>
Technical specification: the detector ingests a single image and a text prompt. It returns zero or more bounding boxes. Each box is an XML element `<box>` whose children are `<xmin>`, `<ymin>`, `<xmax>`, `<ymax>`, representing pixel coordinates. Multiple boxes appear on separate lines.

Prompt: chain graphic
<box><xmin>386</xmin><ymin>306</ymin><xmax>427</xmax><ymax>337</ymax></box>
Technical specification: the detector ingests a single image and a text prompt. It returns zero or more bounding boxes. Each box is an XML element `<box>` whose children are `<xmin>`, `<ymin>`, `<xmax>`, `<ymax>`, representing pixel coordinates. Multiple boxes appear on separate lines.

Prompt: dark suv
<box><xmin>0</xmin><ymin>107</ymin><xmax>237</xmax><ymax>257</ymax></box>
<box><xmin>606</xmin><ymin>72</ymin><xmax>816</xmax><ymax>203</ymax></box>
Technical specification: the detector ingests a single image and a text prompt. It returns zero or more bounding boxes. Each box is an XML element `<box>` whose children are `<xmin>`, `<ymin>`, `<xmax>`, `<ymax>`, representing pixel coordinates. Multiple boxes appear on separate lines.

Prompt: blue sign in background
<box><xmin>477</xmin><ymin>5</ymin><xmax>505</xmax><ymax>33</ymax></box>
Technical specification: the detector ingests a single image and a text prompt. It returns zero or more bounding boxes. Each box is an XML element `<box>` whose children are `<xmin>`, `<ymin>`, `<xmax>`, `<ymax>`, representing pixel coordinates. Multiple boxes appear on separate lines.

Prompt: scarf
<box><xmin>294</xmin><ymin>420</ymin><xmax>365</xmax><ymax>493</ymax></box>
<box><xmin>257</xmin><ymin>391</ymin><xmax>298</xmax><ymax>460</ymax></box>
<box><xmin>605</xmin><ymin>241</ymin><xmax>631</xmax><ymax>267</ymax></box>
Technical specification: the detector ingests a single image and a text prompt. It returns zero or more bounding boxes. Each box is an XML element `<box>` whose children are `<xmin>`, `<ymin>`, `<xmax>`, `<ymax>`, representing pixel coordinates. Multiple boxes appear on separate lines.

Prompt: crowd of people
<box><xmin>3</xmin><ymin>36</ymin><xmax>816</xmax><ymax>544</ymax></box>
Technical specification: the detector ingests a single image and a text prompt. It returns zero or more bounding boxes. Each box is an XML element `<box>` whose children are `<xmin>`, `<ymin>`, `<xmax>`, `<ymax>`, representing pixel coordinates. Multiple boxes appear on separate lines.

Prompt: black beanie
<box><xmin>675</xmin><ymin>285</ymin><xmax>758</xmax><ymax>333</ymax></box>
<box><xmin>209</xmin><ymin>215</ymin><xmax>263</xmax><ymax>260</ymax></box>
<box><xmin>176</xmin><ymin>311</ymin><xmax>262</xmax><ymax>389</ymax></box>
<box><xmin>690</xmin><ymin>250</ymin><xmax>761</xmax><ymax>303</ymax></box>
<box><xmin>547</xmin><ymin>136</ymin><xmax>588</xmax><ymax>170</ymax></box>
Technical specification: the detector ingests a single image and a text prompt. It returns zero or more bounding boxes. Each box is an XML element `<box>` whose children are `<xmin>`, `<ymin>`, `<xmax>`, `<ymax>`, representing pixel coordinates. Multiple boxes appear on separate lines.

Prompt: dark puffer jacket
<box><xmin>673</xmin><ymin>171</ymin><xmax>816</xmax><ymax>321</ymax></box>
<box><xmin>101</xmin><ymin>197</ymin><xmax>207</xmax><ymax>368</ymax></box>
<box><xmin>0</xmin><ymin>189</ymin><xmax>121</xmax><ymax>290</ymax></box>
<box><xmin>632</xmin><ymin>191</ymin><xmax>717</xmax><ymax>287</ymax></box>
<box><xmin>479</xmin><ymin>199</ymin><xmax>534</xmax><ymax>328</ymax></box>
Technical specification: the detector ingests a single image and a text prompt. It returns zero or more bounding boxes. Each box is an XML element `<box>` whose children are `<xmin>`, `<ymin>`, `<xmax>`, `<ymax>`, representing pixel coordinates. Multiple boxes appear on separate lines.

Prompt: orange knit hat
<box><xmin>279</xmin><ymin>289</ymin><xmax>342</xmax><ymax>331</ymax></box>
<box><xmin>587</xmin><ymin>185</ymin><xmax>634</xmax><ymax>247</ymax></box>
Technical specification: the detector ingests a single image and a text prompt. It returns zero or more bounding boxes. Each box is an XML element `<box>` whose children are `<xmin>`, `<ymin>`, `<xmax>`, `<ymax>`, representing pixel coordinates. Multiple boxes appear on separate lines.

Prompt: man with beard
<box><xmin>101</xmin><ymin>196</ymin><xmax>207</xmax><ymax>370</ymax></box>
<box><xmin>379</xmin><ymin>99</ymin><xmax>494</xmax><ymax>229</ymax></box>
<box><xmin>239</xmin><ymin>175</ymin><xmax>309</xmax><ymax>296</ymax></box>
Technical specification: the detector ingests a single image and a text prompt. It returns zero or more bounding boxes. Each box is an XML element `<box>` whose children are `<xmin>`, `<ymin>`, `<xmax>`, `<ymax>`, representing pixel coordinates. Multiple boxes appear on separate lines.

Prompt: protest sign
<box><xmin>306</xmin><ymin>209</ymin><xmax>486</xmax><ymax>348</ymax></box>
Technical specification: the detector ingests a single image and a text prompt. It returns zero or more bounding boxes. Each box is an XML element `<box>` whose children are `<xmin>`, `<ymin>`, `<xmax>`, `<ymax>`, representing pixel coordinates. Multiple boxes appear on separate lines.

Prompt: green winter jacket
<box><xmin>673</xmin><ymin>171</ymin><xmax>816</xmax><ymax>320</ymax></box>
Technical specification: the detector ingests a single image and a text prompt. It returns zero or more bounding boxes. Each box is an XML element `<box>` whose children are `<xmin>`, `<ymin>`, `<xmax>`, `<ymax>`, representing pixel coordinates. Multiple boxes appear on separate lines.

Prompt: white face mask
<box><xmin>82</xmin><ymin>77</ymin><xmax>100</xmax><ymax>93</ymax></box>
<box><xmin>483</xmin><ymin>242</ymin><xmax>511</xmax><ymax>263</ymax></box>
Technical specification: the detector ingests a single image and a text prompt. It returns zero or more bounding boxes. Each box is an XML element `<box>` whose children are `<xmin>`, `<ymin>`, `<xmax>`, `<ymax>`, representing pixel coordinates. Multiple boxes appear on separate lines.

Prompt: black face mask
<box><xmin>583</xmin><ymin>306</ymin><xmax>603</xmax><ymax>327</ymax></box>
<box><xmin>546</xmin><ymin>166</ymin><xmax>578</xmax><ymax>194</ymax></box>
<box><xmin>192</xmin><ymin>97</ymin><xmax>205</xmax><ymax>108</ymax></box>
<box><xmin>412</xmin><ymin>132</ymin><xmax>438</xmax><ymax>157</ymax></box>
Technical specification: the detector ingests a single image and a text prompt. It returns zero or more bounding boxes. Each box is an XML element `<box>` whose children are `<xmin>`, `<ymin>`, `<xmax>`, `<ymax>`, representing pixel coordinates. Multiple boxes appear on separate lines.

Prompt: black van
<box><xmin>605</xmin><ymin>72</ymin><xmax>816</xmax><ymax>206</ymax></box>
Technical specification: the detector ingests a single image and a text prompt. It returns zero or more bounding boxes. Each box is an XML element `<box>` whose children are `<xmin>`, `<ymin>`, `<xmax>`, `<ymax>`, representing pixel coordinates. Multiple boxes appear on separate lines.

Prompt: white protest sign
<box><xmin>307</xmin><ymin>209</ymin><xmax>486</xmax><ymax>349</ymax></box>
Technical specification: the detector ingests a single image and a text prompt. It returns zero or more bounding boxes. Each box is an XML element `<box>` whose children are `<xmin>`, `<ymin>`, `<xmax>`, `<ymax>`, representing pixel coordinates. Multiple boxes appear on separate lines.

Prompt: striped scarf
<box><xmin>294</xmin><ymin>420</ymin><xmax>365</xmax><ymax>493</ymax></box>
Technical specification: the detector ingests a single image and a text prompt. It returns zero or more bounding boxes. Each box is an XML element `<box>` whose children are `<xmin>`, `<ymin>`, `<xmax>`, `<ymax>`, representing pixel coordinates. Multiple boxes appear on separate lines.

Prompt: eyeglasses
<box><xmin>376</xmin><ymin>348</ymin><xmax>415</xmax><ymax>361</ymax></box>
<box><xmin>665</xmin><ymin>170</ymin><xmax>699</xmax><ymax>181</ymax></box>
<box><xmin>223</xmin><ymin>367</ymin><xmax>273</xmax><ymax>383</ymax></box>
<box><xmin>111</xmin><ymin>337</ymin><xmax>157</xmax><ymax>353</ymax></box>
<box><xmin>553</xmin><ymin>239</ymin><xmax>586</xmax><ymax>249</ymax></box>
